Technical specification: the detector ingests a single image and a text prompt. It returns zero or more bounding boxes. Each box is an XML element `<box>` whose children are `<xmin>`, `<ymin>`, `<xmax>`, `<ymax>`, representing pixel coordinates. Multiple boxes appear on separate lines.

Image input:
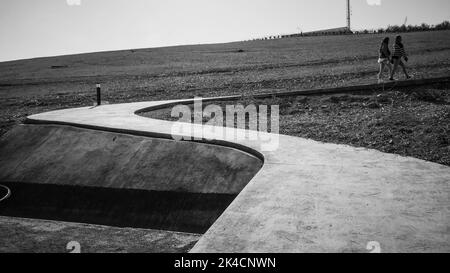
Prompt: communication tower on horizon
<box><xmin>347</xmin><ymin>0</ymin><xmax>351</xmax><ymax>30</ymax></box>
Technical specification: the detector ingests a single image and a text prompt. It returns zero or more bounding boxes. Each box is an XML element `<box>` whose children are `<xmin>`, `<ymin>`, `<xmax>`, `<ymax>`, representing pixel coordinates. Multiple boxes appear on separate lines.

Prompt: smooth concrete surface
<box><xmin>18</xmin><ymin>96</ymin><xmax>450</xmax><ymax>253</ymax></box>
<box><xmin>0</xmin><ymin>124</ymin><xmax>262</xmax><ymax>194</ymax></box>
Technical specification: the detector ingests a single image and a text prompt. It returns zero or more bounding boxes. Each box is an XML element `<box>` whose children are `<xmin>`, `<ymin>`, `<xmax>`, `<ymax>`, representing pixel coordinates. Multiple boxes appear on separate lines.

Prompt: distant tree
<box><xmin>420</xmin><ymin>23</ymin><xmax>430</xmax><ymax>31</ymax></box>
<box><xmin>435</xmin><ymin>20</ymin><xmax>450</xmax><ymax>30</ymax></box>
<box><xmin>399</xmin><ymin>24</ymin><xmax>407</xmax><ymax>32</ymax></box>
<box><xmin>262</xmin><ymin>20</ymin><xmax>449</xmax><ymax>40</ymax></box>
<box><xmin>389</xmin><ymin>25</ymin><xmax>401</xmax><ymax>33</ymax></box>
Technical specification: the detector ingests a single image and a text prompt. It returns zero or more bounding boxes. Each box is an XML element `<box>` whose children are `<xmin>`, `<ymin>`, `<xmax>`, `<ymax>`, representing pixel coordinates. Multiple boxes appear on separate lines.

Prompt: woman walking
<box><xmin>390</xmin><ymin>35</ymin><xmax>411</xmax><ymax>80</ymax></box>
<box><xmin>378</xmin><ymin>37</ymin><xmax>392</xmax><ymax>82</ymax></box>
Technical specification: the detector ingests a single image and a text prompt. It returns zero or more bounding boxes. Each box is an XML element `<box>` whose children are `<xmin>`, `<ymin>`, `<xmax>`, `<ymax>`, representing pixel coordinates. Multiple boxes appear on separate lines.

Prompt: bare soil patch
<box><xmin>142</xmin><ymin>83</ymin><xmax>450</xmax><ymax>166</ymax></box>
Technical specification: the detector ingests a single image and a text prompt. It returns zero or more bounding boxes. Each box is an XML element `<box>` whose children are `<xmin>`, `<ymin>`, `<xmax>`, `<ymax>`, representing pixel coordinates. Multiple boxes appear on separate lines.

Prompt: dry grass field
<box><xmin>1</xmin><ymin>30</ymin><xmax>449</xmax><ymax>164</ymax></box>
<box><xmin>144</xmin><ymin>82</ymin><xmax>450</xmax><ymax>166</ymax></box>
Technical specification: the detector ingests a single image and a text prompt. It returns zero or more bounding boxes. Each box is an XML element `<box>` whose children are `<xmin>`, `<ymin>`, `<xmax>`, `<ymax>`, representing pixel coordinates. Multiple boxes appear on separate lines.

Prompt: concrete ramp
<box><xmin>0</xmin><ymin>124</ymin><xmax>262</xmax><ymax>194</ymax></box>
<box><xmin>0</xmin><ymin>124</ymin><xmax>262</xmax><ymax>234</ymax></box>
<box><xmin>0</xmin><ymin>92</ymin><xmax>449</xmax><ymax>252</ymax></box>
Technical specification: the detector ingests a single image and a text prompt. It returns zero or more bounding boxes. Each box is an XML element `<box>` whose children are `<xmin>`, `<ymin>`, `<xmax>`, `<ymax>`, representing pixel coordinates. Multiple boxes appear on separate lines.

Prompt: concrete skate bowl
<box><xmin>0</xmin><ymin>124</ymin><xmax>263</xmax><ymax>234</ymax></box>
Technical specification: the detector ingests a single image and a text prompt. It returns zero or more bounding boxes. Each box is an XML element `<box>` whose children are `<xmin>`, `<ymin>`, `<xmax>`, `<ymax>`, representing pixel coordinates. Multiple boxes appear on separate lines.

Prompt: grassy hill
<box><xmin>1</xmin><ymin>30</ymin><xmax>449</xmax><ymax>95</ymax></box>
<box><xmin>0</xmin><ymin>30</ymin><xmax>449</xmax><ymax>141</ymax></box>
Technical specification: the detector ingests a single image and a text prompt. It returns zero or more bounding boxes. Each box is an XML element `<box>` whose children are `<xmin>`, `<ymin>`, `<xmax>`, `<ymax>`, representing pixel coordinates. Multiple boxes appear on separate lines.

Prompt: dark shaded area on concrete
<box><xmin>0</xmin><ymin>182</ymin><xmax>235</xmax><ymax>234</ymax></box>
<box><xmin>0</xmin><ymin>123</ymin><xmax>263</xmax><ymax>248</ymax></box>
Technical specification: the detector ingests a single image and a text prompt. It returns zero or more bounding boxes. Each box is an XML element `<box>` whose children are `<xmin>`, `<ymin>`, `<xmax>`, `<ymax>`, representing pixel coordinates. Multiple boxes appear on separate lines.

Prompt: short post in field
<box><xmin>96</xmin><ymin>83</ymin><xmax>101</xmax><ymax>106</ymax></box>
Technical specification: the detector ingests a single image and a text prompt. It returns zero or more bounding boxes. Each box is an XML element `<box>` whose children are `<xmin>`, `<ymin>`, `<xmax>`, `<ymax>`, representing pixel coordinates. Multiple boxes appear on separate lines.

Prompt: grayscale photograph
<box><xmin>0</xmin><ymin>0</ymin><xmax>449</xmax><ymax>261</ymax></box>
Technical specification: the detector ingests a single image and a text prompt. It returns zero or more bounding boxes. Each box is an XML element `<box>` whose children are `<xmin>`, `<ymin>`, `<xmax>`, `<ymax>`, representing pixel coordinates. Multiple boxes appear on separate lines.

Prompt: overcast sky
<box><xmin>0</xmin><ymin>0</ymin><xmax>449</xmax><ymax>62</ymax></box>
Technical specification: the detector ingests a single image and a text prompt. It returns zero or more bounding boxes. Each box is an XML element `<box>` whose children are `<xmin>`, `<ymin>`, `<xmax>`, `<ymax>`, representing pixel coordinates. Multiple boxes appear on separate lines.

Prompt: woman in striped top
<box><xmin>389</xmin><ymin>35</ymin><xmax>411</xmax><ymax>80</ymax></box>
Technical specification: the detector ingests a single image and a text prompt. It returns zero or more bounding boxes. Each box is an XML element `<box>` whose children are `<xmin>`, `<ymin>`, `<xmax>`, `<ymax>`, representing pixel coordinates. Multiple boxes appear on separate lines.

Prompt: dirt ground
<box><xmin>142</xmin><ymin>83</ymin><xmax>450</xmax><ymax>166</ymax></box>
<box><xmin>1</xmin><ymin>31</ymin><xmax>449</xmax><ymax>165</ymax></box>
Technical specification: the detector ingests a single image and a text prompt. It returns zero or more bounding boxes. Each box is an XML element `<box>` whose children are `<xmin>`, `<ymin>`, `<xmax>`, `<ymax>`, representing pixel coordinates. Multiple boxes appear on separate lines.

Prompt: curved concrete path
<box><xmin>25</xmin><ymin>97</ymin><xmax>450</xmax><ymax>253</ymax></box>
